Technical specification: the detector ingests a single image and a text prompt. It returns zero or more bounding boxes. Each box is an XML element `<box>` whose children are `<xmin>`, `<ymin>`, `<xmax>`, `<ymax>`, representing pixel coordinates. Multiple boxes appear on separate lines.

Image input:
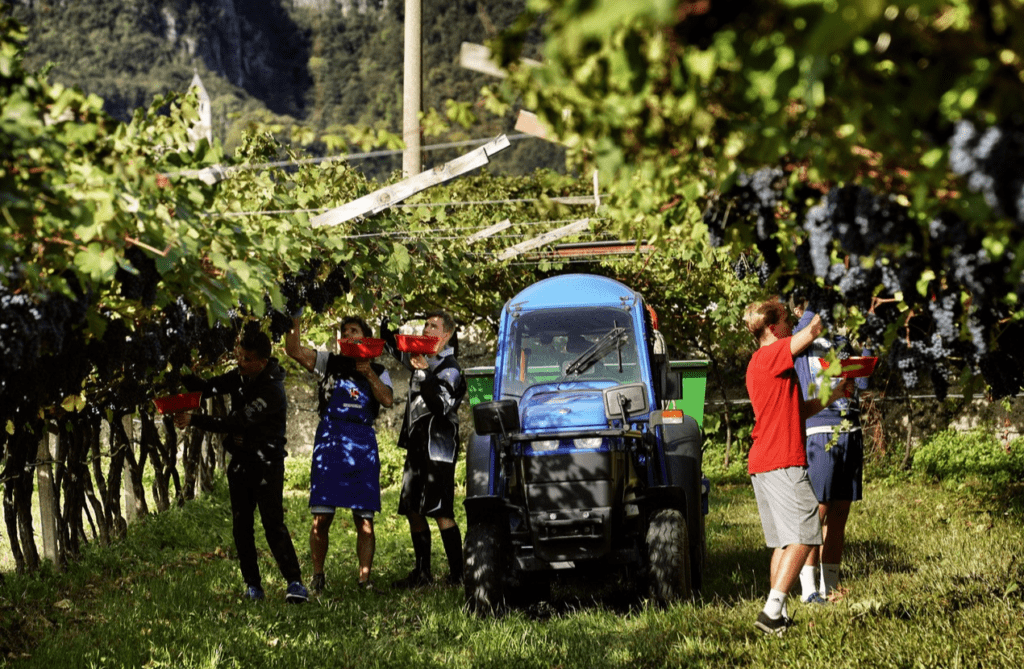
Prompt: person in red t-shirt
<box><xmin>743</xmin><ymin>298</ymin><xmax>852</xmax><ymax>635</ymax></box>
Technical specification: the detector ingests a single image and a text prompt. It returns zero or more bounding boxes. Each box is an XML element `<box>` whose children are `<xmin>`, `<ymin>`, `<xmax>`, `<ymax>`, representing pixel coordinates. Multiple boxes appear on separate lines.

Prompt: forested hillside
<box><xmin>10</xmin><ymin>0</ymin><xmax>557</xmax><ymax>176</ymax></box>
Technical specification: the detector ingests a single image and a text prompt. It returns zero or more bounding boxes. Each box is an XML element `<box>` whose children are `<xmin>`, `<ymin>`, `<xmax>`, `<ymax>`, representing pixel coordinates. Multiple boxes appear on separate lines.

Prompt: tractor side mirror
<box><xmin>603</xmin><ymin>383</ymin><xmax>650</xmax><ymax>422</ymax></box>
<box><xmin>472</xmin><ymin>399</ymin><xmax>520</xmax><ymax>437</ymax></box>
<box><xmin>662</xmin><ymin>370</ymin><xmax>682</xmax><ymax>400</ymax></box>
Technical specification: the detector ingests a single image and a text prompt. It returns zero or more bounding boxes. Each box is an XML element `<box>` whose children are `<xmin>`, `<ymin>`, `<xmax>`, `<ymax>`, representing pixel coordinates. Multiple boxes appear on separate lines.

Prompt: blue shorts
<box><xmin>805</xmin><ymin>429</ymin><xmax>864</xmax><ymax>503</ymax></box>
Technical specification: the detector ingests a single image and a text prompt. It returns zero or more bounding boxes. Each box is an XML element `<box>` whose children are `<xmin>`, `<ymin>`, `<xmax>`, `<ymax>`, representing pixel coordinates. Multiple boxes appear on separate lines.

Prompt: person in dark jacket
<box><xmin>285</xmin><ymin>313</ymin><xmax>393</xmax><ymax>593</ymax></box>
<box><xmin>174</xmin><ymin>329</ymin><xmax>308</xmax><ymax>603</ymax></box>
<box><xmin>381</xmin><ymin>311</ymin><xmax>467</xmax><ymax>588</ymax></box>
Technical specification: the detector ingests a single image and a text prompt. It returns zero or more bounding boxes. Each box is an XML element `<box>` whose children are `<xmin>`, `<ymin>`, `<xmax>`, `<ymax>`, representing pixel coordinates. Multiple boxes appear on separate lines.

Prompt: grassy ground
<box><xmin>2</xmin><ymin>451</ymin><xmax>1023</xmax><ymax>668</ymax></box>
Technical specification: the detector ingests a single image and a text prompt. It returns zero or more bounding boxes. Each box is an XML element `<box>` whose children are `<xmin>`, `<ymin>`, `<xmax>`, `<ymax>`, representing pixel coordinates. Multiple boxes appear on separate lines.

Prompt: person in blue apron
<box><xmin>286</xmin><ymin>314</ymin><xmax>393</xmax><ymax>593</ymax></box>
<box><xmin>381</xmin><ymin>310</ymin><xmax>467</xmax><ymax>588</ymax></box>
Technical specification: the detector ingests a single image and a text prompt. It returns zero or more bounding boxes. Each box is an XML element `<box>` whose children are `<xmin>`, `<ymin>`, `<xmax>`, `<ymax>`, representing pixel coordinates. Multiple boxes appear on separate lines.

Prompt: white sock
<box><xmin>799</xmin><ymin>565</ymin><xmax>819</xmax><ymax>599</ymax></box>
<box><xmin>821</xmin><ymin>563</ymin><xmax>840</xmax><ymax>595</ymax></box>
<box><xmin>762</xmin><ymin>588</ymin><xmax>787</xmax><ymax>619</ymax></box>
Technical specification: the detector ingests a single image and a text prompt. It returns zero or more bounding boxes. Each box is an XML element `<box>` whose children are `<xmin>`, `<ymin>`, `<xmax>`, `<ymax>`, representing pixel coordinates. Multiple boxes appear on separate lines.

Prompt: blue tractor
<box><xmin>464</xmin><ymin>274</ymin><xmax>707</xmax><ymax>613</ymax></box>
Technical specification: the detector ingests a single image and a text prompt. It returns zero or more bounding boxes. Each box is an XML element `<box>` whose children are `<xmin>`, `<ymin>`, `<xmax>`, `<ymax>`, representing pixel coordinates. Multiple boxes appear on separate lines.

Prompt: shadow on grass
<box><xmin>486</xmin><ymin>566</ymin><xmax>704</xmax><ymax>620</ymax></box>
<box><xmin>701</xmin><ymin>537</ymin><xmax>917</xmax><ymax>606</ymax></box>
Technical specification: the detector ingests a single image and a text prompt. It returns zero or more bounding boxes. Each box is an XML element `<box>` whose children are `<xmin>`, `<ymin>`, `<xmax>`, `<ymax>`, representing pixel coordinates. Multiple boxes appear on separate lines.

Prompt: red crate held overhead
<box><xmin>153</xmin><ymin>391</ymin><xmax>203</xmax><ymax>414</ymax></box>
<box><xmin>337</xmin><ymin>337</ymin><xmax>386</xmax><ymax>359</ymax></box>
<box><xmin>395</xmin><ymin>335</ymin><xmax>441</xmax><ymax>355</ymax></box>
<box><xmin>818</xmin><ymin>356</ymin><xmax>878</xmax><ymax>378</ymax></box>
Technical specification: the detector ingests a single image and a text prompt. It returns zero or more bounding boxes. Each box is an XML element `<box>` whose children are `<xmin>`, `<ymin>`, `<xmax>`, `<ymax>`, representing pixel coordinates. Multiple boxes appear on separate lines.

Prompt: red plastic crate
<box><xmin>337</xmin><ymin>337</ymin><xmax>385</xmax><ymax>359</ymax></box>
<box><xmin>395</xmin><ymin>334</ymin><xmax>441</xmax><ymax>354</ymax></box>
<box><xmin>818</xmin><ymin>356</ymin><xmax>878</xmax><ymax>378</ymax></box>
<box><xmin>153</xmin><ymin>391</ymin><xmax>203</xmax><ymax>414</ymax></box>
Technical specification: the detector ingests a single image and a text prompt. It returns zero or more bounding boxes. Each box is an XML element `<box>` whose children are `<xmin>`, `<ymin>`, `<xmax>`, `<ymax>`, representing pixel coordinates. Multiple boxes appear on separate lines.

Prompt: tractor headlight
<box><xmin>573</xmin><ymin>437</ymin><xmax>603</xmax><ymax>449</ymax></box>
<box><xmin>531</xmin><ymin>439</ymin><xmax>559</xmax><ymax>451</ymax></box>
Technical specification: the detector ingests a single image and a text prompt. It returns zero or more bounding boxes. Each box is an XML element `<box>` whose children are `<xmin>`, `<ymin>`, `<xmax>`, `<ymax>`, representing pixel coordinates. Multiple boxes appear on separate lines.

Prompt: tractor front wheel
<box><xmin>646</xmin><ymin>508</ymin><xmax>692</xmax><ymax>605</ymax></box>
<box><xmin>464</xmin><ymin>522</ymin><xmax>508</xmax><ymax>616</ymax></box>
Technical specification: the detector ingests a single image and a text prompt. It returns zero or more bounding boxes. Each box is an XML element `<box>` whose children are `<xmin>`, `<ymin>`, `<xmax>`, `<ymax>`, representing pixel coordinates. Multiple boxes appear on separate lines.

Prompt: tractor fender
<box><xmin>654</xmin><ymin>414</ymin><xmax>704</xmax><ymax>577</ymax></box>
<box><xmin>657</xmin><ymin>413</ymin><xmax>702</xmax><ymax>491</ymax></box>
<box><xmin>463</xmin><ymin>495</ymin><xmax>508</xmax><ymax>526</ymax></box>
<box><xmin>466</xmin><ymin>432</ymin><xmax>495</xmax><ymax>498</ymax></box>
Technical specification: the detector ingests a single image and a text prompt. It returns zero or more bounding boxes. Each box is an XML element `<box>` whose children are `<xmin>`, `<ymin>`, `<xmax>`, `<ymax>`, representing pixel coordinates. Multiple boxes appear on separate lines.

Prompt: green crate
<box><xmin>668</xmin><ymin>359</ymin><xmax>709</xmax><ymax>429</ymax></box>
<box><xmin>465</xmin><ymin>366</ymin><xmax>496</xmax><ymax>407</ymax></box>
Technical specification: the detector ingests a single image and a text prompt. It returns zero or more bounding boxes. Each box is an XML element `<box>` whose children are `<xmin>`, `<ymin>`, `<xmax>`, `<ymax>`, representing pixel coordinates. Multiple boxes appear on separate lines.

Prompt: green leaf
<box><xmin>61</xmin><ymin>394</ymin><xmax>86</xmax><ymax>413</ymax></box>
<box><xmin>73</xmin><ymin>243</ymin><xmax>117</xmax><ymax>281</ymax></box>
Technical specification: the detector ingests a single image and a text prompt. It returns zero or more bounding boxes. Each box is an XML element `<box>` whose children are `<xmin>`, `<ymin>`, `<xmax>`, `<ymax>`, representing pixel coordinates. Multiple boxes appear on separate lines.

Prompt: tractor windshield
<box><xmin>500</xmin><ymin>307</ymin><xmax>642</xmax><ymax>399</ymax></box>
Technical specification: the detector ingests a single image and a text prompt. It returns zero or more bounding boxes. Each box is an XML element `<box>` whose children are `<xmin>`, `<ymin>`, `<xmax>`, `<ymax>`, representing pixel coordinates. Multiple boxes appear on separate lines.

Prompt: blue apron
<box><xmin>309</xmin><ymin>373</ymin><xmax>381</xmax><ymax>512</ymax></box>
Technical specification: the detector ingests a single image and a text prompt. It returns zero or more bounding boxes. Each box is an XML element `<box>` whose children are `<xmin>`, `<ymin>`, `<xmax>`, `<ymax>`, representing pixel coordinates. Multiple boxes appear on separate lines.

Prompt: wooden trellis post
<box><xmin>36</xmin><ymin>425</ymin><xmax>59</xmax><ymax>568</ymax></box>
<box><xmin>123</xmin><ymin>414</ymin><xmax>138</xmax><ymax>522</ymax></box>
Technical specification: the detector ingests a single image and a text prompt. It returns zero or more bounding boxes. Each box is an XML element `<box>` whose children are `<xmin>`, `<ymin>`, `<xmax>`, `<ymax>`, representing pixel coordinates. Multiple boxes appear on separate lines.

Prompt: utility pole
<box><xmin>402</xmin><ymin>0</ymin><xmax>422</xmax><ymax>176</ymax></box>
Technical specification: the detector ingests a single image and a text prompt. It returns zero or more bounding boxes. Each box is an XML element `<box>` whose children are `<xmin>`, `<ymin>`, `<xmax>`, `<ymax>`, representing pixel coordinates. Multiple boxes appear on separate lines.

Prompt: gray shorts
<box><xmin>310</xmin><ymin>505</ymin><xmax>374</xmax><ymax>520</ymax></box>
<box><xmin>750</xmin><ymin>466</ymin><xmax>822</xmax><ymax>548</ymax></box>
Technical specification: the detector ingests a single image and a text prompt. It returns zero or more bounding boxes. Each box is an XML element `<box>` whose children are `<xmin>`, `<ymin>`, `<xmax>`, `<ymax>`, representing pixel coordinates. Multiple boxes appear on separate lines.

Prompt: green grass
<box><xmin>2</xmin><ymin>449</ymin><xmax>1023</xmax><ymax>668</ymax></box>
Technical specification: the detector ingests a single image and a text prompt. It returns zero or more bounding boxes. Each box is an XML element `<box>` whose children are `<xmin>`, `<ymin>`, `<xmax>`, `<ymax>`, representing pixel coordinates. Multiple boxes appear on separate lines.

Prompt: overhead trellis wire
<box><xmin>325</xmin><ymin>217</ymin><xmax>609</xmax><ymax>242</ymax></box>
<box><xmin>165</xmin><ymin>133</ymin><xmax>538</xmax><ymax>181</ymax></box>
<box><xmin>214</xmin><ymin>194</ymin><xmax>605</xmax><ymax>218</ymax></box>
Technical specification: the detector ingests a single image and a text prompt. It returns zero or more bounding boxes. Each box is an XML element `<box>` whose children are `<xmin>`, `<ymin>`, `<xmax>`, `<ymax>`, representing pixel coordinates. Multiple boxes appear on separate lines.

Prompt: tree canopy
<box><xmin>488</xmin><ymin>0</ymin><xmax>1024</xmax><ymax>399</ymax></box>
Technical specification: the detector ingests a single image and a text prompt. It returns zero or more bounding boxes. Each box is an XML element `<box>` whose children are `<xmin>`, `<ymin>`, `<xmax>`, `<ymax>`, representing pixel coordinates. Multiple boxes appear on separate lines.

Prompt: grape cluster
<box><xmin>271</xmin><ymin>258</ymin><xmax>351</xmax><ymax>340</ymax></box>
<box><xmin>115</xmin><ymin>245</ymin><xmax>161</xmax><ymax>306</ymax></box>
<box><xmin>948</xmin><ymin>120</ymin><xmax>1024</xmax><ymax>224</ymax></box>
<box><xmin>711</xmin><ymin>149</ymin><xmax>1024</xmax><ymax>398</ymax></box>
<box><xmin>732</xmin><ymin>257</ymin><xmax>770</xmax><ymax>286</ymax></box>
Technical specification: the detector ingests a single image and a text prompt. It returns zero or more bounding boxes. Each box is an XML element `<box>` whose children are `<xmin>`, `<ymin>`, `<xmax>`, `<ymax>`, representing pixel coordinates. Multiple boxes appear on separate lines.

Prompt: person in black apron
<box><xmin>381</xmin><ymin>311</ymin><xmax>467</xmax><ymax>588</ymax></box>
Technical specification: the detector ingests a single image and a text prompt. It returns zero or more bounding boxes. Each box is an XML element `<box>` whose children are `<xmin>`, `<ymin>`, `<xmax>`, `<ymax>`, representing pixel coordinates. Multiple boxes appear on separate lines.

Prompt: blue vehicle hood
<box><xmin>520</xmin><ymin>388</ymin><xmax>608</xmax><ymax>432</ymax></box>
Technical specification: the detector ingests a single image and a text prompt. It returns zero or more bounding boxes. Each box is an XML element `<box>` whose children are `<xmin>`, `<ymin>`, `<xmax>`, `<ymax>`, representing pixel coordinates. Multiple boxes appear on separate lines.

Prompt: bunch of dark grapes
<box><xmin>124</xmin><ymin>326</ymin><xmax>166</xmax><ymax>379</ymax></box>
<box><xmin>978</xmin><ymin>350</ymin><xmax>1024</xmax><ymax>400</ymax></box>
<box><xmin>887</xmin><ymin>339</ymin><xmax>927</xmax><ymax>391</ymax></box>
<box><xmin>857</xmin><ymin>312</ymin><xmax>887</xmax><ymax>347</ymax></box>
<box><xmin>835</xmin><ymin>262</ymin><xmax>877</xmax><ymax>311</ymax></box>
<box><xmin>88</xmin><ymin>314</ymin><xmax>131</xmax><ymax>379</ymax></box>
<box><xmin>927</xmin><ymin>293</ymin><xmax>959</xmax><ymax>344</ymax></box>
<box><xmin>704</xmin><ymin>205</ymin><xmax>726</xmax><ymax>248</ymax></box>
<box><xmin>323</xmin><ymin>262</ymin><xmax>351</xmax><ymax>299</ymax></box>
<box><xmin>705</xmin><ymin>167</ymin><xmax>787</xmax><ymax>267</ymax></box>
<box><xmin>738</xmin><ymin>167</ymin><xmax>786</xmax><ymax>270</ymax></box>
<box><xmin>305</xmin><ymin>282</ymin><xmax>330</xmax><ymax>313</ymax></box>
<box><xmin>801</xmin><ymin>200</ymin><xmax>833</xmax><ymax>279</ymax></box>
<box><xmin>268</xmin><ymin>309</ymin><xmax>294</xmax><ymax>342</ymax></box>
<box><xmin>116</xmin><ymin>245</ymin><xmax>160</xmax><ymax>306</ymax></box>
<box><xmin>948</xmin><ymin>120</ymin><xmax>1024</xmax><ymax>224</ymax></box>
<box><xmin>732</xmin><ymin>257</ymin><xmax>751</xmax><ymax>280</ymax></box>
<box><xmin>0</xmin><ymin>291</ymin><xmax>38</xmax><ymax>371</ymax></box>
<box><xmin>928</xmin><ymin>212</ymin><xmax>970</xmax><ymax>249</ymax></box>
<box><xmin>276</xmin><ymin>259</ymin><xmax>350</xmax><ymax>316</ymax></box>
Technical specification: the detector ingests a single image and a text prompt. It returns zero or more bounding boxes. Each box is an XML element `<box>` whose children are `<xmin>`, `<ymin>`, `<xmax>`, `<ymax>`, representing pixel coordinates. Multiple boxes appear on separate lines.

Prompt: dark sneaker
<box><xmin>244</xmin><ymin>586</ymin><xmax>265</xmax><ymax>601</ymax></box>
<box><xmin>754</xmin><ymin>611</ymin><xmax>792</xmax><ymax>636</ymax></box>
<box><xmin>391</xmin><ymin>570</ymin><xmax>433</xmax><ymax>590</ymax></box>
<box><xmin>803</xmin><ymin>592</ymin><xmax>828</xmax><ymax>605</ymax></box>
<box><xmin>285</xmin><ymin>581</ymin><xmax>309</xmax><ymax>604</ymax></box>
<box><xmin>310</xmin><ymin>573</ymin><xmax>326</xmax><ymax>595</ymax></box>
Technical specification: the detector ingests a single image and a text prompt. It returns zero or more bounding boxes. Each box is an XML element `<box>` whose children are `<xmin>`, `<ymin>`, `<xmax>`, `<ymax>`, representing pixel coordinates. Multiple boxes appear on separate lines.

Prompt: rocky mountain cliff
<box><xmin>10</xmin><ymin>0</ymin><xmax>554</xmax><ymax>174</ymax></box>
